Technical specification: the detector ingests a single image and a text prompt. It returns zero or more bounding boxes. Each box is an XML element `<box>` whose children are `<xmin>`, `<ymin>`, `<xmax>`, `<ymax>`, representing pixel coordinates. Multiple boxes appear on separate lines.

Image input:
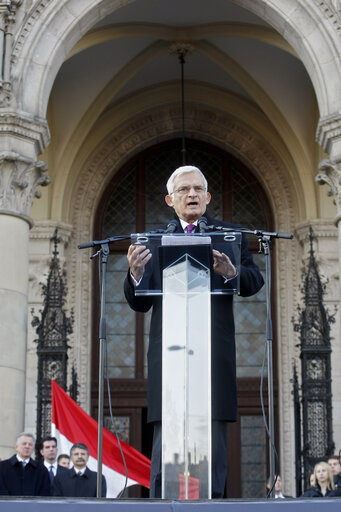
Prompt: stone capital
<box><xmin>0</xmin><ymin>150</ymin><xmax>50</xmax><ymax>226</ymax></box>
<box><xmin>316</xmin><ymin>158</ymin><xmax>341</xmax><ymax>225</ymax></box>
<box><xmin>316</xmin><ymin>112</ymin><xmax>341</xmax><ymax>159</ymax></box>
<box><xmin>0</xmin><ymin>111</ymin><xmax>50</xmax><ymax>153</ymax></box>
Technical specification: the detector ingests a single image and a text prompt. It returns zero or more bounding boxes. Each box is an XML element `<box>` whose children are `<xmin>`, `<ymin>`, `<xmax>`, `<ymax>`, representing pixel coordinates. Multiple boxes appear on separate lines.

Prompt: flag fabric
<box><xmin>51</xmin><ymin>380</ymin><xmax>151</xmax><ymax>497</ymax></box>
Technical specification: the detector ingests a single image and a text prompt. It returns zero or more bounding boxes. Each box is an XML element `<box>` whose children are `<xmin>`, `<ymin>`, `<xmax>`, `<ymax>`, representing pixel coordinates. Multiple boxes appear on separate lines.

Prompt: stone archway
<box><xmin>9</xmin><ymin>0</ymin><xmax>341</xmax><ymax>124</ymax></box>
<box><xmin>68</xmin><ymin>104</ymin><xmax>300</xmax><ymax>482</ymax></box>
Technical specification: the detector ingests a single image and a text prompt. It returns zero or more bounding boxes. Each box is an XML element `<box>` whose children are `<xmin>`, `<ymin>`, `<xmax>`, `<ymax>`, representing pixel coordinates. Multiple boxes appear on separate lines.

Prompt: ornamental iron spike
<box><xmin>31</xmin><ymin>228</ymin><xmax>76</xmax><ymax>459</ymax></box>
<box><xmin>292</xmin><ymin>226</ymin><xmax>336</xmax><ymax>492</ymax></box>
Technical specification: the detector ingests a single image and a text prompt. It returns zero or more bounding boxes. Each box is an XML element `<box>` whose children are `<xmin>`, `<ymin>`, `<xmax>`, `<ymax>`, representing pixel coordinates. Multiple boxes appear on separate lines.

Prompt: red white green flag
<box><xmin>51</xmin><ymin>380</ymin><xmax>150</xmax><ymax>497</ymax></box>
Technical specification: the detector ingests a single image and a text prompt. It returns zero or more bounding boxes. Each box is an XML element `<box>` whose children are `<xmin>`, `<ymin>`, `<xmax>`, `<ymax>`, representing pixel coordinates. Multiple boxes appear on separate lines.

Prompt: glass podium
<box><xmin>131</xmin><ymin>231</ymin><xmax>241</xmax><ymax>499</ymax></box>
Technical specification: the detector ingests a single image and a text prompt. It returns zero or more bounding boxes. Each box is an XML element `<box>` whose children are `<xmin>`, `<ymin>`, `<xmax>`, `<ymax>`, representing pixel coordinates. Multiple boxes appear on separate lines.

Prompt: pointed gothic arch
<box><xmin>67</xmin><ymin>105</ymin><xmax>300</xmax><ymax>495</ymax></box>
<box><xmin>10</xmin><ymin>0</ymin><xmax>341</xmax><ymax>122</ymax></box>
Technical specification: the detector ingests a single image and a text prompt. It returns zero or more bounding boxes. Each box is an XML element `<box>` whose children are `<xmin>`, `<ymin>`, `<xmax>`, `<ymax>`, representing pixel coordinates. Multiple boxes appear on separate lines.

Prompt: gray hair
<box><xmin>16</xmin><ymin>432</ymin><xmax>35</xmax><ymax>444</ymax></box>
<box><xmin>166</xmin><ymin>165</ymin><xmax>208</xmax><ymax>194</ymax></box>
<box><xmin>70</xmin><ymin>443</ymin><xmax>89</xmax><ymax>456</ymax></box>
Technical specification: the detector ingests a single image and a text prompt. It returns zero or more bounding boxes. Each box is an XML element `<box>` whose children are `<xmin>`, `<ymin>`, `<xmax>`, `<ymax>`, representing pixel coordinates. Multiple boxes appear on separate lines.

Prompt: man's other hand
<box><xmin>127</xmin><ymin>244</ymin><xmax>152</xmax><ymax>282</ymax></box>
<box><xmin>212</xmin><ymin>249</ymin><xmax>237</xmax><ymax>278</ymax></box>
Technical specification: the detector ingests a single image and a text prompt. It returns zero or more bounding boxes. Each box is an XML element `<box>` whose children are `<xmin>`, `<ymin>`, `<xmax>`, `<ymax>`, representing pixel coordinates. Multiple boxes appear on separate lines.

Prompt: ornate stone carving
<box><xmin>0</xmin><ymin>150</ymin><xmax>50</xmax><ymax>224</ymax></box>
<box><xmin>0</xmin><ymin>112</ymin><xmax>50</xmax><ymax>154</ymax></box>
<box><xmin>316</xmin><ymin>112</ymin><xmax>341</xmax><ymax>154</ymax></box>
<box><xmin>314</xmin><ymin>0</ymin><xmax>341</xmax><ymax>36</ymax></box>
<box><xmin>168</xmin><ymin>42</ymin><xmax>195</xmax><ymax>57</ymax></box>
<box><xmin>0</xmin><ymin>0</ymin><xmax>22</xmax><ymax>105</ymax></box>
<box><xmin>12</xmin><ymin>0</ymin><xmax>50</xmax><ymax>65</ymax></box>
<box><xmin>316</xmin><ymin>159</ymin><xmax>341</xmax><ymax>220</ymax></box>
<box><xmin>0</xmin><ymin>81</ymin><xmax>12</xmax><ymax>106</ymax></box>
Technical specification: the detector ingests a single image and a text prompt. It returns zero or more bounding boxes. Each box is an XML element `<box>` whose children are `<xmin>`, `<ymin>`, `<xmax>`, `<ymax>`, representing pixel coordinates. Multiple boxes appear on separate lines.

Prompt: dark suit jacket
<box><xmin>52</xmin><ymin>466</ymin><xmax>107</xmax><ymax>497</ymax></box>
<box><xmin>301</xmin><ymin>484</ymin><xmax>341</xmax><ymax>497</ymax></box>
<box><xmin>124</xmin><ymin>213</ymin><xmax>264</xmax><ymax>422</ymax></box>
<box><xmin>0</xmin><ymin>455</ymin><xmax>51</xmax><ymax>496</ymax></box>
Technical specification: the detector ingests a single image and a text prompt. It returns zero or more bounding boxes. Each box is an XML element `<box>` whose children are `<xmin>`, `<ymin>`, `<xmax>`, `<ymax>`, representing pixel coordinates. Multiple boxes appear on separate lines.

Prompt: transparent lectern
<box><xmin>131</xmin><ymin>231</ymin><xmax>241</xmax><ymax>499</ymax></box>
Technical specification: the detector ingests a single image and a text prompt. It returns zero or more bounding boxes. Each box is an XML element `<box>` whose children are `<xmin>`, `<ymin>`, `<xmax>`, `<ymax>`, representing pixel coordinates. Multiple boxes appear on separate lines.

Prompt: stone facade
<box><xmin>0</xmin><ymin>0</ymin><xmax>340</xmax><ymax>497</ymax></box>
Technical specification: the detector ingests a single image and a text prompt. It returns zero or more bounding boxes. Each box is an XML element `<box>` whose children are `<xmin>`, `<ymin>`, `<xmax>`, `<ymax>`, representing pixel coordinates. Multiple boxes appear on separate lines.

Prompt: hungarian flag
<box><xmin>51</xmin><ymin>380</ymin><xmax>150</xmax><ymax>497</ymax></box>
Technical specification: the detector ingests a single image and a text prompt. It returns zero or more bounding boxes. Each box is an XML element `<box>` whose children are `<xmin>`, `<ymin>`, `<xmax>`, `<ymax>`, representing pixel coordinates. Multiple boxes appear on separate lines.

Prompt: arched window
<box><xmin>92</xmin><ymin>139</ymin><xmax>275</xmax><ymax>498</ymax></box>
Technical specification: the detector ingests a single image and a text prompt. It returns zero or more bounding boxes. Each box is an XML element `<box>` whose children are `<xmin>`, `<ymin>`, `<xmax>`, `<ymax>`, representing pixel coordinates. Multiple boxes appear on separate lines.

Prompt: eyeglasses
<box><xmin>171</xmin><ymin>185</ymin><xmax>206</xmax><ymax>195</ymax></box>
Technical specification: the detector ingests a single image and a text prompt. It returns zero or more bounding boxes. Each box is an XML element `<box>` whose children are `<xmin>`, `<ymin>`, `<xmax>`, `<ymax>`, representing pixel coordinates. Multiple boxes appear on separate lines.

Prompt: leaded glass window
<box><xmin>240</xmin><ymin>416</ymin><xmax>267</xmax><ymax>498</ymax></box>
<box><xmin>99</xmin><ymin>141</ymin><xmax>270</xmax><ymax>381</ymax></box>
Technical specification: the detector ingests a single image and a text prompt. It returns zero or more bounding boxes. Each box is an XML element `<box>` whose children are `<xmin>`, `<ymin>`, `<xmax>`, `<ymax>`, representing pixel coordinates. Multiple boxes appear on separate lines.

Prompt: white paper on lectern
<box><xmin>161</xmin><ymin>235</ymin><xmax>212</xmax><ymax>246</ymax></box>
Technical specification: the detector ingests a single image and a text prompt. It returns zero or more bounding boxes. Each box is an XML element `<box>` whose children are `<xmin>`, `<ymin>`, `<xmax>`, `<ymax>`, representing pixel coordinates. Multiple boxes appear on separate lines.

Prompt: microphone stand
<box><xmin>261</xmin><ymin>234</ymin><xmax>276</xmax><ymax>498</ymax></box>
<box><xmin>78</xmin><ymin>234</ymin><xmax>130</xmax><ymax>498</ymax></box>
<box><xmin>79</xmin><ymin>227</ymin><xmax>292</xmax><ymax>499</ymax></box>
<box><xmin>202</xmin><ymin>225</ymin><xmax>293</xmax><ymax>498</ymax></box>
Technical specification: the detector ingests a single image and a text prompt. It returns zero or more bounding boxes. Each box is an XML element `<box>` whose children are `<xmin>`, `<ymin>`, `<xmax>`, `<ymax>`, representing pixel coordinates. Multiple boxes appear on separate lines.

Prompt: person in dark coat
<box><xmin>40</xmin><ymin>436</ymin><xmax>67</xmax><ymax>484</ymax></box>
<box><xmin>266</xmin><ymin>475</ymin><xmax>293</xmax><ymax>498</ymax></box>
<box><xmin>124</xmin><ymin>165</ymin><xmax>264</xmax><ymax>498</ymax></box>
<box><xmin>52</xmin><ymin>443</ymin><xmax>106</xmax><ymax>498</ymax></box>
<box><xmin>0</xmin><ymin>432</ymin><xmax>50</xmax><ymax>496</ymax></box>
<box><xmin>301</xmin><ymin>461</ymin><xmax>341</xmax><ymax>498</ymax></box>
<box><xmin>328</xmin><ymin>455</ymin><xmax>341</xmax><ymax>489</ymax></box>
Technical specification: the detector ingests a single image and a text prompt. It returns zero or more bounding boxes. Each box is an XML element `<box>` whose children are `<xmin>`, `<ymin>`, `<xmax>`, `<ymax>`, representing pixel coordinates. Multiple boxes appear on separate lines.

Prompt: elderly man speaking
<box><xmin>124</xmin><ymin>165</ymin><xmax>264</xmax><ymax>498</ymax></box>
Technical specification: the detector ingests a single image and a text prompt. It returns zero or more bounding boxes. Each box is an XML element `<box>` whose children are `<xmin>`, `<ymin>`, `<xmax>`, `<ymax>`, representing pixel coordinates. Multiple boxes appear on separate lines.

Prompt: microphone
<box><xmin>165</xmin><ymin>219</ymin><xmax>179</xmax><ymax>233</ymax></box>
<box><xmin>198</xmin><ymin>216</ymin><xmax>208</xmax><ymax>233</ymax></box>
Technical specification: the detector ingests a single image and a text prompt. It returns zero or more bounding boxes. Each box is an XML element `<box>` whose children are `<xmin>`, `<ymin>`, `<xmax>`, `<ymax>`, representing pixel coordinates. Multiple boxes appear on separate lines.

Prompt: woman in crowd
<box><xmin>301</xmin><ymin>461</ymin><xmax>341</xmax><ymax>498</ymax></box>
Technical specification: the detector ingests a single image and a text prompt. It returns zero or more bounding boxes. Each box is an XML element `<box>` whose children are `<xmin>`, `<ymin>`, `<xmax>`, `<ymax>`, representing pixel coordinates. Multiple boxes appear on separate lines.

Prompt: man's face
<box><xmin>40</xmin><ymin>440</ymin><xmax>58</xmax><ymax>463</ymax></box>
<box><xmin>165</xmin><ymin>171</ymin><xmax>211</xmax><ymax>224</ymax></box>
<box><xmin>15</xmin><ymin>435</ymin><xmax>35</xmax><ymax>459</ymax></box>
<box><xmin>328</xmin><ymin>459</ymin><xmax>341</xmax><ymax>475</ymax></box>
<box><xmin>71</xmin><ymin>448</ymin><xmax>89</xmax><ymax>470</ymax></box>
<box><xmin>275</xmin><ymin>475</ymin><xmax>282</xmax><ymax>492</ymax></box>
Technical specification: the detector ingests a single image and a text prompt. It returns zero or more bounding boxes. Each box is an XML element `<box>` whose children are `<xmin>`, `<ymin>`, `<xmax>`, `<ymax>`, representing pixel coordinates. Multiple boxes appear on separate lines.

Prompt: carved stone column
<box><xmin>316</xmin><ymin>159</ymin><xmax>341</xmax><ymax>278</ymax></box>
<box><xmin>0</xmin><ymin>150</ymin><xmax>50</xmax><ymax>457</ymax></box>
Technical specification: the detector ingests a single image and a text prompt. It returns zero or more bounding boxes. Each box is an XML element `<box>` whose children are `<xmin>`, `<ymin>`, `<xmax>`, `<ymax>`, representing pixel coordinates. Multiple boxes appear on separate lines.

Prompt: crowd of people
<box><xmin>267</xmin><ymin>454</ymin><xmax>341</xmax><ymax>500</ymax></box>
<box><xmin>0</xmin><ymin>431</ymin><xmax>341</xmax><ymax>499</ymax></box>
<box><xmin>299</xmin><ymin>456</ymin><xmax>341</xmax><ymax>498</ymax></box>
<box><xmin>0</xmin><ymin>433</ymin><xmax>106</xmax><ymax>497</ymax></box>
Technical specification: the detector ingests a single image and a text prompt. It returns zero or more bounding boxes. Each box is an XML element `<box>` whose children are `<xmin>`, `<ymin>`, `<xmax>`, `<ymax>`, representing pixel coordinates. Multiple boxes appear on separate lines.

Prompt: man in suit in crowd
<box><xmin>40</xmin><ymin>436</ymin><xmax>66</xmax><ymax>487</ymax></box>
<box><xmin>124</xmin><ymin>165</ymin><xmax>264</xmax><ymax>498</ymax></box>
<box><xmin>266</xmin><ymin>475</ymin><xmax>293</xmax><ymax>498</ymax></box>
<box><xmin>0</xmin><ymin>432</ymin><xmax>50</xmax><ymax>496</ymax></box>
<box><xmin>328</xmin><ymin>455</ymin><xmax>341</xmax><ymax>488</ymax></box>
<box><xmin>52</xmin><ymin>443</ymin><xmax>106</xmax><ymax>497</ymax></box>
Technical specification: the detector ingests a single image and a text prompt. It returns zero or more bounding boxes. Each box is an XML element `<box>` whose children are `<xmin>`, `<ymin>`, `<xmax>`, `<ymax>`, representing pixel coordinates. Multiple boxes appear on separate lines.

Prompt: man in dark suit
<box><xmin>328</xmin><ymin>455</ymin><xmax>341</xmax><ymax>488</ymax></box>
<box><xmin>40</xmin><ymin>436</ymin><xmax>66</xmax><ymax>489</ymax></box>
<box><xmin>124</xmin><ymin>165</ymin><xmax>264</xmax><ymax>498</ymax></box>
<box><xmin>52</xmin><ymin>443</ymin><xmax>106</xmax><ymax>497</ymax></box>
<box><xmin>266</xmin><ymin>475</ymin><xmax>293</xmax><ymax>498</ymax></box>
<box><xmin>0</xmin><ymin>432</ymin><xmax>50</xmax><ymax>496</ymax></box>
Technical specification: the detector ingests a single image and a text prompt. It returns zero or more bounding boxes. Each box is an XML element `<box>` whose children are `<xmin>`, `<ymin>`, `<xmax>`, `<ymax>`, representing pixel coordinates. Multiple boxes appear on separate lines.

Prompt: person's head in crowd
<box><xmin>309</xmin><ymin>473</ymin><xmax>315</xmax><ymax>486</ymax></box>
<box><xmin>165</xmin><ymin>165</ymin><xmax>211</xmax><ymax>224</ymax></box>
<box><xmin>40</xmin><ymin>436</ymin><xmax>58</xmax><ymax>464</ymax></box>
<box><xmin>57</xmin><ymin>454</ymin><xmax>70</xmax><ymax>468</ymax></box>
<box><xmin>274</xmin><ymin>475</ymin><xmax>282</xmax><ymax>493</ymax></box>
<box><xmin>266</xmin><ymin>475</ymin><xmax>283</xmax><ymax>495</ymax></box>
<box><xmin>328</xmin><ymin>455</ymin><xmax>341</xmax><ymax>476</ymax></box>
<box><xmin>312</xmin><ymin>462</ymin><xmax>334</xmax><ymax>490</ymax></box>
<box><xmin>15</xmin><ymin>432</ymin><xmax>35</xmax><ymax>460</ymax></box>
<box><xmin>339</xmin><ymin>448</ymin><xmax>341</xmax><ymax>464</ymax></box>
<box><xmin>70</xmin><ymin>443</ymin><xmax>89</xmax><ymax>470</ymax></box>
